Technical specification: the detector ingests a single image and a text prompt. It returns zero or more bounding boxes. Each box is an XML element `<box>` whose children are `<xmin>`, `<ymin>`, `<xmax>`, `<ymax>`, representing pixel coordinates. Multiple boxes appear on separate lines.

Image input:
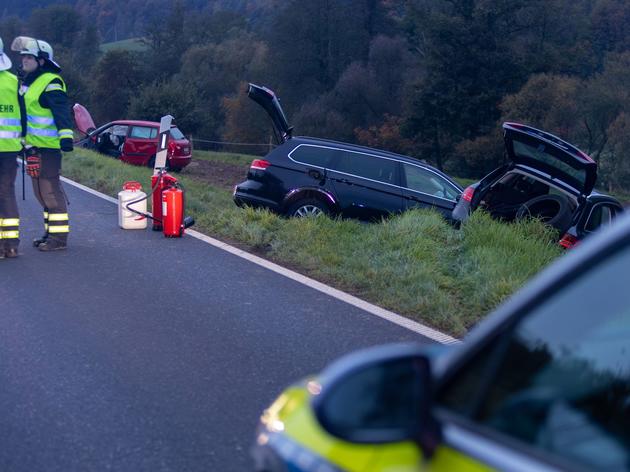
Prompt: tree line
<box><xmin>3</xmin><ymin>0</ymin><xmax>630</xmax><ymax>192</ymax></box>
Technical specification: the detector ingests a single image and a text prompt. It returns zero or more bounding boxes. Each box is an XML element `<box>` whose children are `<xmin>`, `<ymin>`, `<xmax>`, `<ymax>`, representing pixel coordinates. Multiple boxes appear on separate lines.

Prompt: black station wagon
<box><xmin>233</xmin><ymin>84</ymin><xmax>463</xmax><ymax>221</ymax></box>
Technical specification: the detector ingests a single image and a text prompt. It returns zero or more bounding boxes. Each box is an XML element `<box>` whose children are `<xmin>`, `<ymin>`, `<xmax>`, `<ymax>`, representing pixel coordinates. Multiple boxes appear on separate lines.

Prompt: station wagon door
<box><xmin>400</xmin><ymin>162</ymin><xmax>461</xmax><ymax>218</ymax></box>
<box><xmin>327</xmin><ymin>149</ymin><xmax>404</xmax><ymax>220</ymax></box>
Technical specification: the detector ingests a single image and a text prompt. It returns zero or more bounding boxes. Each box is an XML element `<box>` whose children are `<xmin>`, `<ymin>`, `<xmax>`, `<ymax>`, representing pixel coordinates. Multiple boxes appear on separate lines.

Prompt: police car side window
<box><xmin>440</xmin><ymin>243</ymin><xmax>630</xmax><ymax>470</ymax></box>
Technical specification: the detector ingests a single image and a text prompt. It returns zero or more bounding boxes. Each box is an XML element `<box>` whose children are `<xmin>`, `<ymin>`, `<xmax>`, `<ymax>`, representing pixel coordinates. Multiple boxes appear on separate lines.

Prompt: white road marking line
<box><xmin>61</xmin><ymin>176</ymin><xmax>460</xmax><ymax>344</ymax></box>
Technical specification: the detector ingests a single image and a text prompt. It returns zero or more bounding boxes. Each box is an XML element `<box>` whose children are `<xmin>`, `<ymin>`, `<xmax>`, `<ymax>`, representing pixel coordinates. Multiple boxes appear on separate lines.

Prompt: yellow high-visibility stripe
<box><xmin>1</xmin><ymin>218</ymin><xmax>19</xmax><ymax>226</ymax></box>
<box><xmin>48</xmin><ymin>213</ymin><xmax>69</xmax><ymax>222</ymax></box>
<box><xmin>1</xmin><ymin>230</ymin><xmax>19</xmax><ymax>239</ymax></box>
<box><xmin>43</xmin><ymin>211</ymin><xmax>49</xmax><ymax>218</ymax></box>
<box><xmin>48</xmin><ymin>226</ymin><xmax>69</xmax><ymax>233</ymax></box>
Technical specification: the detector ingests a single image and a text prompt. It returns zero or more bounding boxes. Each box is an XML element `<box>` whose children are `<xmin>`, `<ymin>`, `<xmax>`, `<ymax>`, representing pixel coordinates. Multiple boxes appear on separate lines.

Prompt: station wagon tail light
<box><xmin>251</xmin><ymin>159</ymin><xmax>271</xmax><ymax>170</ymax></box>
<box><xmin>461</xmin><ymin>186</ymin><xmax>475</xmax><ymax>202</ymax></box>
<box><xmin>559</xmin><ymin>232</ymin><xmax>579</xmax><ymax>249</ymax></box>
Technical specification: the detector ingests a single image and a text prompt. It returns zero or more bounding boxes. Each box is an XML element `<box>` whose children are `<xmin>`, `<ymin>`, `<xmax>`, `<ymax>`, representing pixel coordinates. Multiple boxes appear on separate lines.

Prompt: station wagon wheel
<box><xmin>287</xmin><ymin>198</ymin><xmax>330</xmax><ymax>218</ymax></box>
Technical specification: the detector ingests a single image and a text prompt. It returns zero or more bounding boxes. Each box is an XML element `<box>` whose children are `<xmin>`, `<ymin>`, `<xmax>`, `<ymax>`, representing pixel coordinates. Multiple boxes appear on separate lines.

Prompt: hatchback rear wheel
<box><xmin>287</xmin><ymin>198</ymin><xmax>330</xmax><ymax>218</ymax></box>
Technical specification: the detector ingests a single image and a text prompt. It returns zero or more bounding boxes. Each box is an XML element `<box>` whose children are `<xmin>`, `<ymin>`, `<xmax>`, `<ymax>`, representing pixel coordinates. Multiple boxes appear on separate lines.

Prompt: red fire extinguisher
<box><xmin>151</xmin><ymin>170</ymin><xmax>194</xmax><ymax>237</ymax></box>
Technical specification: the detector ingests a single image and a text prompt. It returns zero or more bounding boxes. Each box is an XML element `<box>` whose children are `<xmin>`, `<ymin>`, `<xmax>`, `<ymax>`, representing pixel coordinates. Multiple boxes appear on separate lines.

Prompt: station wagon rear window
<box><xmin>513</xmin><ymin>140</ymin><xmax>588</xmax><ymax>191</ymax></box>
<box><xmin>289</xmin><ymin>144</ymin><xmax>336</xmax><ymax>168</ymax></box>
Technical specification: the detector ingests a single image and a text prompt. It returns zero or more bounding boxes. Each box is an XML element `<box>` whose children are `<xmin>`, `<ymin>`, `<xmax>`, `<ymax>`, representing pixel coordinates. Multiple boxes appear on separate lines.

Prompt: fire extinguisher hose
<box><xmin>124</xmin><ymin>171</ymin><xmax>163</xmax><ymax>222</ymax></box>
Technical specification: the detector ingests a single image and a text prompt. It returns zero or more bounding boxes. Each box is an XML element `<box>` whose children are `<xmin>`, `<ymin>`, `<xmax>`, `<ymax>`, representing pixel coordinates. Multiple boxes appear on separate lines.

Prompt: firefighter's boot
<box><xmin>37</xmin><ymin>234</ymin><xmax>67</xmax><ymax>252</ymax></box>
<box><xmin>33</xmin><ymin>233</ymin><xmax>48</xmax><ymax>247</ymax></box>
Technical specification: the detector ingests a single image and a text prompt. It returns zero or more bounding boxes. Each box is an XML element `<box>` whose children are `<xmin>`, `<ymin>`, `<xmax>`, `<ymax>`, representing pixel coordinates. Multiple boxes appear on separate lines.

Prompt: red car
<box><xmin>73</xmin><ymin>104</ymin><xmax>192</xmax><ymax>171</ymax></box>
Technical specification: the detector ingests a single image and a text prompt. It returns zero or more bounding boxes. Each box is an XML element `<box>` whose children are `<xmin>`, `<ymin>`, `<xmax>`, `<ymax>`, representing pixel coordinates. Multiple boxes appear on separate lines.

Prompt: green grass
<box><xmin>192</xmin><ymin>149</ymin><xmax>256</xmax><ymax>167</ymax></box>
<box><xmin>62</xmin><ymin>149</ymin><xmax>563</xmax><ymax>337</ymax></box>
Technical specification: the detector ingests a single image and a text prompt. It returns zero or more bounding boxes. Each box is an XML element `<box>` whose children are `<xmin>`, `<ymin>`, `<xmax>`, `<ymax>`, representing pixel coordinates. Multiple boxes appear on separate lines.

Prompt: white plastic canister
<box><xmin>118</xmin><ymin>181</ymin><xmax>148</xmax><ymax>229</ymax></box>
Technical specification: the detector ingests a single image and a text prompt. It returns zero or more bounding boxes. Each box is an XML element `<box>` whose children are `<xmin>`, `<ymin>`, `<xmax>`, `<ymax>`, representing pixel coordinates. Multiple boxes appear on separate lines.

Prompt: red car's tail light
<box><xmin>251</xmin><ymin>159</ymin><xmax>271</xmax><ymax>170</ymax></box>
<box><xmin>167</xmin><ymin>141</ymin><xmax>177</xmax><ymax>155</ymax></box>
<box><xmin>559</xmin><ymin>232</ymin><xmax>579</xmax><ymax>249</ymax></box>
<box><xmin>461</xmin><ymin>185</ymin><xmax>475</xmax><ymax>202</ymax></box>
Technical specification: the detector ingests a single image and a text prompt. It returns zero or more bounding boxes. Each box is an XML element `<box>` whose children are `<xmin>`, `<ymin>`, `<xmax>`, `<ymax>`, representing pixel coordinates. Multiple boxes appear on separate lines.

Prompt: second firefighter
<box><xmin>15</xmin><ymin>36</ymin><xmax>74</xmax><ymax>251</ymax></box>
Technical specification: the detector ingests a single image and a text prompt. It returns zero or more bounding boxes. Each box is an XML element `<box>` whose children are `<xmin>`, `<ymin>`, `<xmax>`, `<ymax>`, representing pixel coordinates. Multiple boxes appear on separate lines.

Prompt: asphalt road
<box><xmin>0</xmin><ymin>172</ymin><xmax>436</xmax><ymax>471</ymax></box>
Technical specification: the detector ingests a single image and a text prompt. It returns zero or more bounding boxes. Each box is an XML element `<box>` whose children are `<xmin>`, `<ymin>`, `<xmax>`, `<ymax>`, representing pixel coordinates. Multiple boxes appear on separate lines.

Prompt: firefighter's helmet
<box><xmin>11</xmin><ymin>36</ymin><xmax>61</xmax><ymax>71</ymax></box>
<box><xmin>0</xmin><ymin>37</ymin><xmax>12</xmax><ymax>71</ymax></box>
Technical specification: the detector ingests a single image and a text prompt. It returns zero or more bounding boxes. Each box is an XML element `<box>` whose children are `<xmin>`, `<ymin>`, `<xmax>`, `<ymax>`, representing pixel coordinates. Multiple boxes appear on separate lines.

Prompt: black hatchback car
<box><xmin>233</xmin><ymin>84</ymin><xmax>463</xmax><ymax>221</ymax></box>
<box><xmin>452</xmin><ymin>122</ymin><xmax>624</xmax><ymax>248</ymax></box>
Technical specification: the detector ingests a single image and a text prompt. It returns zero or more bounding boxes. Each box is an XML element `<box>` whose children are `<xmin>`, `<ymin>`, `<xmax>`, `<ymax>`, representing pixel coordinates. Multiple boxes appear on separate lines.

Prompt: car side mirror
<box><xmin>312</xmin><ymin>344</ymin><xmax>441</xmax><ymax>455</ymax></box>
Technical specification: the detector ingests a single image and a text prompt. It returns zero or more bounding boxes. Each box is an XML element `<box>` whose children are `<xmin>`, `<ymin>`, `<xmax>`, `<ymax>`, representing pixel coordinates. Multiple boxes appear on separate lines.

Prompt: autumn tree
<box><xmin>90</xmin><ymin>50</ymin><xmax>144</xmax><ymax>123</ymax></box>
<box><xmin>128</xmin><ymin>78</ymin><xmax>200</xmax><ymax>134</ymax></box>
<box><xmin>263</xmin><ymin>0</ymin><xmax>392</xmax><ymax>111</ymax></box>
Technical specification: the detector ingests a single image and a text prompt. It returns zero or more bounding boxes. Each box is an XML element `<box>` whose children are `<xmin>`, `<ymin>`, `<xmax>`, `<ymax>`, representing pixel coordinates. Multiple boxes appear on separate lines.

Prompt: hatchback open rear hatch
<box><xmin>503</xmin><ymin>122</ymin><xmax>597</xmax><ymax>196</ymax></box>
<box><xmin>247</xmin><ymin>83</ymin><xmax>293</xmax><ymax>144</ymax></box>
<box><xmin>72</xmin><ymin>103</ymin><xmax>96</xmax><ymax>136</ymax></box>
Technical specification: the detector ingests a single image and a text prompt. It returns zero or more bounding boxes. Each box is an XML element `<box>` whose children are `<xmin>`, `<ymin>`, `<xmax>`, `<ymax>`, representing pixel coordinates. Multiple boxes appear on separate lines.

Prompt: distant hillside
<box><xmin>0</xmin><ymin>0</ymin><xmax>277</xmax><ymax>42</ymax></box>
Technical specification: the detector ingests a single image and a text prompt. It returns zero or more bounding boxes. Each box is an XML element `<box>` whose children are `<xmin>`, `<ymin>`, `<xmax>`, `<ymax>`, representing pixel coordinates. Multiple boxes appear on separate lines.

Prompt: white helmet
<box><xmin>11</xmin><ymin>36</ymin><xmax>60</xmax><ymax>71</ymax></box>
<box><xmin>0</xmin><ymin>37</ymin><xmax>12</xmax><ymax>71</ymax></box>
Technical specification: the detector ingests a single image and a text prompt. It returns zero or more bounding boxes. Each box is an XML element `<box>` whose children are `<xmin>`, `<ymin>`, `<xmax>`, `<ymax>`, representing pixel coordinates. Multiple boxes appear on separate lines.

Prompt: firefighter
<box><xmin>14</xmin><ymin>37</ymin><xmax>73</xmax><ymax>251</ymax></box>
<box><xmin>0</xmin><ymin>38</ymin><xmax>22</xmax><ymax>259</ymax></box>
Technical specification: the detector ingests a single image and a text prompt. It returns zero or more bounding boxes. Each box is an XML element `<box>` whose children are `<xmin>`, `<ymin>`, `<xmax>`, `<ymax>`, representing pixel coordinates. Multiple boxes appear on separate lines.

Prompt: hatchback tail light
<box><xmin>559</xmin><ymin>232</ymin><xmax>579</xmax><ymax>249</ymax></box>
<box><xmin>461</xmin><ymin>185</ymin><xmax>475</xmax><ymax>202</ymax></box>
<box><xmin>250</xmin><ymin>159</ymin><xmax>271</xmax><ymax>170</ymax></box>
<box><xmin>167</xmin><ymin>140</ymin><xmax>177</xmax><ymax>155</ymax></box>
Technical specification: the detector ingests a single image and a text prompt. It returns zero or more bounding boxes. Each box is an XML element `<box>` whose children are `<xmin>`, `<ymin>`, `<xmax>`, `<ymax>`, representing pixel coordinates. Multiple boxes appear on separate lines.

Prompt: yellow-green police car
<box><xmin>252</xmin><ymin>212</ymin><xmax>630</xmax><ymax>472</ymax></box>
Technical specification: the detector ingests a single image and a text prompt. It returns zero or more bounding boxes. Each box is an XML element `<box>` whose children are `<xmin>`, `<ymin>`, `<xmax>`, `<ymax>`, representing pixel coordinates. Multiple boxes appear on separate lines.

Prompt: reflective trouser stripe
<box><xmin>0</xmin><ymin>217</ymin><xmax>19</xmax><ymax>239</ymax></box>
<box><xmin>48</xmin><ymin>213</ymin><xmax>69</xmax><ymax>221</ymax></box>
<box><xmin>44</xmin><ymin>211</ymin><xmax>48</xmax><ymax>231</ymax></box>
<box><xmin>48</xmin><ymin>213</ymin><xmax>69</xmax><ymax>233</ymax></box>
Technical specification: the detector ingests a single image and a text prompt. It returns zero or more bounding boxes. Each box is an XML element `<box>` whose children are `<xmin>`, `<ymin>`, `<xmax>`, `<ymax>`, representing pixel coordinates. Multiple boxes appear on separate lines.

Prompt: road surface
<box><xmin>0</xmin><ymin>171</ymin><xmax>442</xmax><ymax>471</ymax></box>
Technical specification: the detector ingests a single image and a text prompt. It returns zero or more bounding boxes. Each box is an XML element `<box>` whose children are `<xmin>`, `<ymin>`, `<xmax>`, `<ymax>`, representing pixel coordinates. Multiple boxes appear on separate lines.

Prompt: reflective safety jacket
<box><xmin>0</xmin><ymin>71</ymin><xmax>21</xmax><ymax>153</ymax></box>
<box><xmin>23</xmin><ymin>72</ymin><xmax>72</xmax><ymax>149</ymax></box>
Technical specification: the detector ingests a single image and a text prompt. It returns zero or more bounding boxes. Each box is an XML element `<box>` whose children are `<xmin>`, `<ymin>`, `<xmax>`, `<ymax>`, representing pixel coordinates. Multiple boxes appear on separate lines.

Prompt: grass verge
<box><xmin>62</xmin><ymin>149</ymin><xmax>563</xmax><ymax>337</ymax></box>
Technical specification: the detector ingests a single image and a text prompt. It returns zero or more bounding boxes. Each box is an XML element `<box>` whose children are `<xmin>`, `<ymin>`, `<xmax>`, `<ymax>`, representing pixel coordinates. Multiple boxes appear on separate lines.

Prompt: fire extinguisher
<box><xmin>151</xmin><ymin>169</ymin><xmax>195</xmax><ymax>237</ymax></box>
<box><xmin>123</xmin><ymin>169</ymin><xmax>194</xmax><ymax>238</ymax></box>
<box><xmin>124</xmin><ymin>114</ymin><xmax>193</xmax><ymax>238</ymax></box>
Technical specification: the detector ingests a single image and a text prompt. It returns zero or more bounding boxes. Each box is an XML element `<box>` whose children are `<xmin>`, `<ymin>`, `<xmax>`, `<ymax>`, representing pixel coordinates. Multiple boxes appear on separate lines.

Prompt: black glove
<box><xmin>60</xmin><ymin>138</ymin><xmax>74</xmax><ymax>152</ymax></box>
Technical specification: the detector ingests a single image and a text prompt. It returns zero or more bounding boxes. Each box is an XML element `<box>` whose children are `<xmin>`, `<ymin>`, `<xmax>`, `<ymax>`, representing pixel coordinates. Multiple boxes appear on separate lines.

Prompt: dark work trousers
<box><xmin>0</xmin><ymin>153</ymin><xmax>20</xmax><ymax>249</ymax></box>
<box><xmin>31</xmin><ymin>149</ymin><xmax>69</xmax><ymax>243</ymax></box>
